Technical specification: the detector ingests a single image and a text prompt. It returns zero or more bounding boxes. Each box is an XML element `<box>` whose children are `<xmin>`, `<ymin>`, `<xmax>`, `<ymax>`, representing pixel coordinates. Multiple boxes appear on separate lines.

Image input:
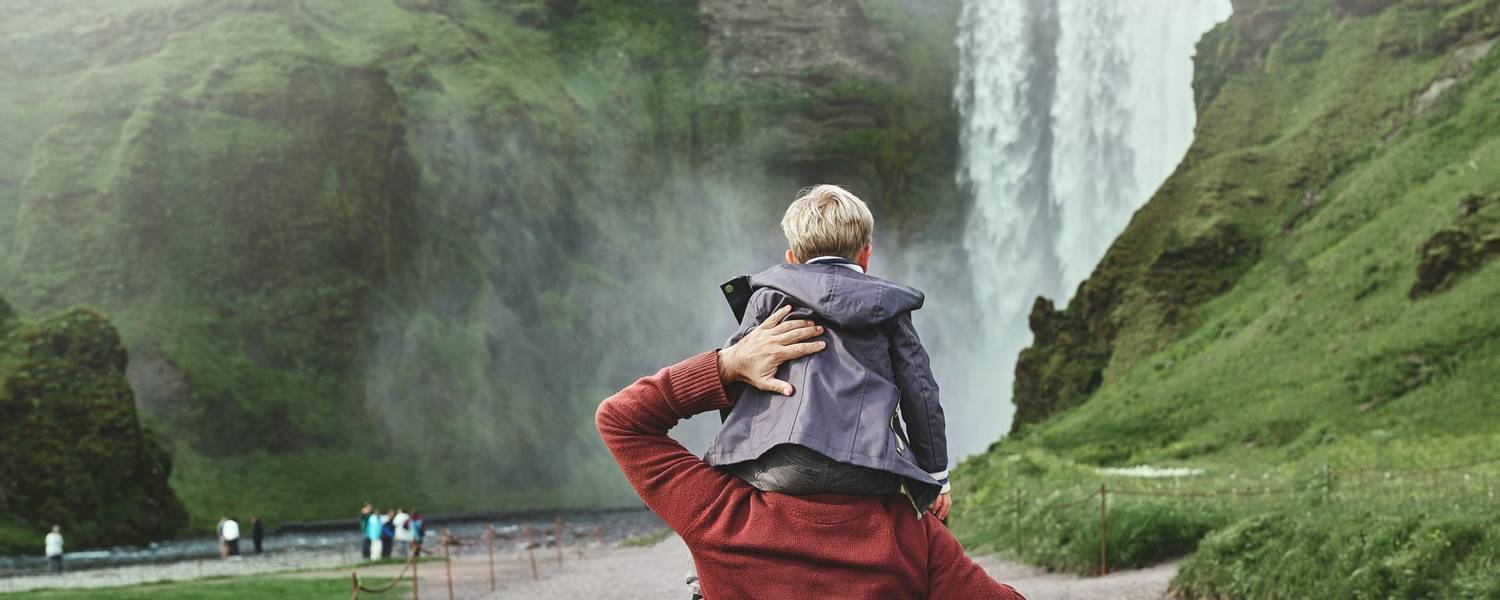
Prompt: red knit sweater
<box><xmin>596</xmin><ymin>351</ymin><xmax>1026</xmax><ymax>600</ymax></box>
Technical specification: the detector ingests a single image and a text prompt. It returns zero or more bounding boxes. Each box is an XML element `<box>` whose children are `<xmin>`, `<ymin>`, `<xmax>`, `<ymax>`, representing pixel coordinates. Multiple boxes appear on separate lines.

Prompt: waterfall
<box><xmin>940</xmin><ymin>0</ymin><xmax>1230</xmax><ymax>457</ymax></box>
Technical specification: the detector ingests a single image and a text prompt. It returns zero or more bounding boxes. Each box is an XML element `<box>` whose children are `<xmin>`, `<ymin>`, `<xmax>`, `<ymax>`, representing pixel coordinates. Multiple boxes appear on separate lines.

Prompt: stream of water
<box><xmin>942</xmin><ymin>0</ymin><xmax>1231</xmax><ymax>452</ymax></box>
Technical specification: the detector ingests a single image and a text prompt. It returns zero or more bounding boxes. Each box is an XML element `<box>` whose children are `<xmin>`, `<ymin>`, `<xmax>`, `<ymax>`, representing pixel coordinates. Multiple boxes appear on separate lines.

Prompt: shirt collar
<box><xmin>806</xmin><ymin>256</ymin><xmax>865</xmax><ymax>273</ymax></box>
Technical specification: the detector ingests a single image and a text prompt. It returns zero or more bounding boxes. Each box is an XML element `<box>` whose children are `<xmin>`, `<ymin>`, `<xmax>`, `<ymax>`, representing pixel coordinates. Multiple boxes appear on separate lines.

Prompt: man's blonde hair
<box><xmin>781</xmin><ymin>184</ymin><xmax>874</xmax><ymax>263</ymax></box>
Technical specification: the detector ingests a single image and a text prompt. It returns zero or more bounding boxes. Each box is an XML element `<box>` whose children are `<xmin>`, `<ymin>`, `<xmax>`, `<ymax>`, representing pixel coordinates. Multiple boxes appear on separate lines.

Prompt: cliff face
<box><xmin>0</xmin><ymin>300</ymin><xmax>188</xmax><ymax>554</ymax></box>
<box><xmin>0</xmin><ymin>0</ymin><xmax>964</xmax><ymax>530</ymax></box>
<box><xmin>1010</xmin><ymin>0</ymin><xmax>1500</xmax><ymax>430</ymax></box>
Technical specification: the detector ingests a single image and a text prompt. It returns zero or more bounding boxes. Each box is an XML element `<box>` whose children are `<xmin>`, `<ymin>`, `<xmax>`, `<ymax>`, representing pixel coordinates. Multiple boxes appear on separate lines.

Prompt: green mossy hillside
<box><xmin>957</xmin><ymin>0</ymin><xmax>1500</xmax><ymax>595</ymax></box>
<box><xmin>0</xmin><ymin>298</ymin><xmax>187</xmax><ymax>555</ymax></box>
<box><xmin>0</xmin><ymin>0</ymin><xmax>964</xmax><ymax>537</ymax></box>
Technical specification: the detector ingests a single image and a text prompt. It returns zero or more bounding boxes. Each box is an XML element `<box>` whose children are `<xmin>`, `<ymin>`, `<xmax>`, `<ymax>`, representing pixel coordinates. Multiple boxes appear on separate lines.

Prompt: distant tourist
<box><xmin>393</xmin><ymin>508</ymin><xmax>412</xmax><ymax>557</ymax></box>
<box><xmin>221</xmin><ymin>516</ymin><xmax>241</xmax><ymax>558</ymax></box>
<box><xmin>250</xmin><ymin>516</ymin><xmax>265</xmax><ymax>554</ymax></box>
<box><xmin>44</xmin><ymin>525</ymin><xmax>64</xmax><ymax>573</ymax></box>
<box><xmin>365</xmin><ymin>506</ymin><xmax>385</xmax><ymax>559</ymax></box>
<box><xmin>410</xmin><ymin>510</ymin><xmax>425</xmax><ymax>556</ymax></box>
<box><xmin>216</xmin><ymin>517</ymin><xmax>228</xmax><ymax>559</ymax></box>
<box><xmin>358</xmin><ymin>503</ymin><xmax>374</xmax><ymax>558</ymax></box>
<box><xmin>380</xmin><ymin>510</ymin><xmax>395</xmax><ymax>558</ymax></box>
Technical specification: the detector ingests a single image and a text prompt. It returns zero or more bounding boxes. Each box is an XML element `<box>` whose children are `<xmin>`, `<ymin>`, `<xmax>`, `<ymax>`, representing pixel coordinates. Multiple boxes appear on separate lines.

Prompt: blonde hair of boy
<box><xmin>781</xmin><ymin>184</ymin><xmax>874</xmax><ymax>263</ymax></box>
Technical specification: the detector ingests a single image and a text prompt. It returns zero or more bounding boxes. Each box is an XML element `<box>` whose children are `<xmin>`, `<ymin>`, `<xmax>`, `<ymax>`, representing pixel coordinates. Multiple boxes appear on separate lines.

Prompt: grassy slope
<box><xmin>954</xmin><ymin>0</ymin><xmax>1500</xmax><ymax>596</ymax></box>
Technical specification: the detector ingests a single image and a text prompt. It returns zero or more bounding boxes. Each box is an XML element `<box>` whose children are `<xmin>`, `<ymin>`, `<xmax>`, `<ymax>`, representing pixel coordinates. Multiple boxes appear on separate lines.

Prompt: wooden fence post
<box><xmin>1098</xmin><ymin>483</ymin><xmax>1108</xmax><ymax>577</ymax></box>
<box><xmin>554</xmin><ymin>515</ymin><xmax>563</xmax><ymax>567</ymax></box>
<box><xmin>524</xmin><ymin>524</ymin><xmax>538</xmax><ymax>580</ymax></box>
<box><xmin>442</xmin><ymin>529</ymin><xmax>454</xmax><ymax>600</ymax></box>
<box><xmin>486</xmin><ymin>524</ymin><xmax>496</xmax><ymax>592</ymax></box>
<box><xmin>1013</xmin><ymin>489</ymin><xmax>1022</xmax><ymax>555</ymax></box>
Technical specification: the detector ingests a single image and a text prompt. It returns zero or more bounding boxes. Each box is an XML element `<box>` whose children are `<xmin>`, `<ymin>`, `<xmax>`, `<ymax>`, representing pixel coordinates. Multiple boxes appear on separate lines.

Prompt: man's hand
<box><xmin>718</xmin><ymin>305</ymin><xmax>825</xmax><ymax>395</ymax></box>
<box><xmin>931</xmin><ymin>492</ymin><xmax>952</xmax><ymax>521</ymax></box>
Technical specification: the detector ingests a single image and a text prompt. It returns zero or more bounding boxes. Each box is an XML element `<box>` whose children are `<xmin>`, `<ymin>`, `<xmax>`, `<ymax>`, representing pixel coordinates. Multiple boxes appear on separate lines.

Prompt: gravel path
<box><xmin>976</xmin><ymin>555</ymin><xmax>1176</xmax><ymax>600</ymax></box>
<box><xmin>337</xmin><ymin>533</ymin><xmax>1176</xmax><ymax>600</ymax></box>
<box><xmin>1</xmin><ymin>532</ymin><xmax>1175</xmax><ymax>599</ymax></box>
<box><xmin>0</xmin><ymin>548</ymin><xmax>355</xmax><ymax>594</ymax></box>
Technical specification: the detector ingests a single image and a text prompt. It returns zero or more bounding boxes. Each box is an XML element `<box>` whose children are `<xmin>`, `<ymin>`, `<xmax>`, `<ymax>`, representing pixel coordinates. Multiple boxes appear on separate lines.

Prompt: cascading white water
<box><xmin>940</xmin><ymin>0</ymin><xmax>1230</xmax><ymax>458</ymax></box>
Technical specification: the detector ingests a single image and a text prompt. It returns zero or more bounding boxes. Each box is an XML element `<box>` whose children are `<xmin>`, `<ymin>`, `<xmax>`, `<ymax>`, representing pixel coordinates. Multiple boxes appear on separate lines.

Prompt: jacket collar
<box><xmin>806</xmin><ymin>256</ymin><xmax>865</xmax><ymax>273</ymax></box>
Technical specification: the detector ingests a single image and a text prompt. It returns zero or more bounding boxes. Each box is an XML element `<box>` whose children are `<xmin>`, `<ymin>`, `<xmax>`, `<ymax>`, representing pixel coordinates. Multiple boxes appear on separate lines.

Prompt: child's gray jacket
<box><xmin>706</xmin><ymin>261</ymin><xmax>949</xmax><ymax>510</ymax></box>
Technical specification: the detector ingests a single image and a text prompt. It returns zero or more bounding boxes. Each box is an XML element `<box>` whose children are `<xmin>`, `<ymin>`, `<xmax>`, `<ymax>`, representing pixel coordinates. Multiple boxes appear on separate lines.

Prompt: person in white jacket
<box><xmin>392</xmin><ymin>509</ymin><xmax>412</xmax><ymax>558</ymax></box>
<box><xmin>221</xmin><ymin>517</ymin><xmax>241</xmax><ymax>558</ymax></box>
<box><xmin>44</xmin><ymin>525</ymin><xmax>63</xmax><ymax>573</ymax></box>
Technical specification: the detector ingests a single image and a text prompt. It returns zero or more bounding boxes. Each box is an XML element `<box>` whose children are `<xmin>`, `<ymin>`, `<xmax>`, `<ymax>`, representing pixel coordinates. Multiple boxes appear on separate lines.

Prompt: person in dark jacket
<box><xmin>709</xmin><ymin>184</ymin><xmax>952</xmax><ymax>518</ymax></box>
<box><xmin>250</xmin><ymin>516</ymin><xmax>264</xmax><ymax>554</ymax></box>
<box><xmin>358</xmin><ymin>503</ymin><xmax>373</xmax><ymax>559</ymax></box>
<box><xmin>380</xmin><ymin>510</ymin><xmax>395</xmax><ymax>558</ymax></box>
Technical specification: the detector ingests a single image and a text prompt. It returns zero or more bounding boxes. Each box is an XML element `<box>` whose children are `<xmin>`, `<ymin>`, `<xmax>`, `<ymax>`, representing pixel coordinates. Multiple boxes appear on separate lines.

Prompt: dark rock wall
<box><xmin>0</xmin><ymin>304</ymin><xmax>188</xmax><ymax>549</ymax></box>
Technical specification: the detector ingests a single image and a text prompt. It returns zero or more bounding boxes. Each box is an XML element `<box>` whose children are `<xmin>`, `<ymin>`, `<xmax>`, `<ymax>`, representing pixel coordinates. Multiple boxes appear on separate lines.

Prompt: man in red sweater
<box><xmin>596</xmin><ymin>305</ymin><xmax>1026</xmax><ymax>599</ymax></box>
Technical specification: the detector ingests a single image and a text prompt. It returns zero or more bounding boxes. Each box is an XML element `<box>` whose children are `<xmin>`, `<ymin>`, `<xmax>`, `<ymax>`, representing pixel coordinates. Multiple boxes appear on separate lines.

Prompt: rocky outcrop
<box><xmin>698</xmin><ymin>0</ymin><xmax>899</xmax><ymax>83</ymax></box>
<box><xmin>1411</xmin><ymin>192</ymin><xmax>1500</xmax><ymax>298</ymax></box>
<box><xmin>0</xmin><ymin>301</ymin><xmax>187</xmax><ymax>553</ymax></box>
<box><xmin>696</xmin><ymin>0</ymin><xmax>965</xmax><ymax>239</ymax></box>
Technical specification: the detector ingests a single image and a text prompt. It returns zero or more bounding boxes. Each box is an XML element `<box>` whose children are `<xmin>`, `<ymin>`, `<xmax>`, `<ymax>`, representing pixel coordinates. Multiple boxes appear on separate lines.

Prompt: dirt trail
<box><xmin>327</xmin><ymin>534</ymin><xmax>1174</xmax><ymax>600</ymax></box>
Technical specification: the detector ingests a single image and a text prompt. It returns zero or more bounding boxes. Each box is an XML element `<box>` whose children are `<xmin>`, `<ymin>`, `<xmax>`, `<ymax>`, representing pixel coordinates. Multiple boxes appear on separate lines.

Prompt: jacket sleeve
<box><xmin>926</xmin><ymin>523</ymin><xmax>1027</xmax><ymax>599</ymax></box>
<box><xmin>594</xmin><ymin>351</ymin><xmax>741</xmax><ymax>537</ymax></box>
<box><xmin>887</xmin><ymin>311</ymin><xmax>950</xmax><ymax>492</ymax></box>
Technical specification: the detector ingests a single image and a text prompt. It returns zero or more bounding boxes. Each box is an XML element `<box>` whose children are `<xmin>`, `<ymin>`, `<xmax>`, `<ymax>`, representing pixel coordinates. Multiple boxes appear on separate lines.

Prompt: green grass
<box><xmin>617</xmin><ymin>527</ymin><xmax>673</xmax><ymax>548</ymax></box>
<box><xmin>3</xmin><ymin>577</ymin><xmax>400</xmax><ymax>600</ymax></box>
<box><xmin>956</xmin><ymin>0</ymin><xmax>1500</xmax><ymax>596</ymax></box>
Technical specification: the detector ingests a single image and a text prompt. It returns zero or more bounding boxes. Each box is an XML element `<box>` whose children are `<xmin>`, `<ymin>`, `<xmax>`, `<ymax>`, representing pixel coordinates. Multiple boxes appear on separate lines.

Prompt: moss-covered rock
<box><xmin>0</xmin><ymin>300</ymin><xmax>187</xmax><ymax>554</ymax></box>
<box><xmin>1411</xmin><ymin>191</ymin><xmax>1500</xmax><ymax>297</ymax></box>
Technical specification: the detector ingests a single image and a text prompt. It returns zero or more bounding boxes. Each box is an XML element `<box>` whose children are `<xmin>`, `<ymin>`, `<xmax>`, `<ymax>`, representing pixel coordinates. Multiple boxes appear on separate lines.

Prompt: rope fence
<box><xmin>1002</xmin><ymin>455</ymin><xmax>1500</xmax><ymax>577</ymax></box>
<box><xmin>348</xmin><ymin>514</ymin><xmax>612</xmax><ymax>600</ymax></box>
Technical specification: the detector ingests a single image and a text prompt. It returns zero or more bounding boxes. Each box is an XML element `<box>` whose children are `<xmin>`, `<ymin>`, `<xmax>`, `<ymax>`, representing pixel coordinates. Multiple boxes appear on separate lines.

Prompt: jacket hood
<box><xmin>748</xmin><ymin>263</ymin><xmax>924</xmax><ymax>329</ymax></box>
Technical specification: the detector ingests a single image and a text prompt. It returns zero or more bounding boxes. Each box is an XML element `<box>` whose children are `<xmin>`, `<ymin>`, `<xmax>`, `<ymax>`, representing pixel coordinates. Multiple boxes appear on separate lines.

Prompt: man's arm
<box><xmin>594</xmin><ymin>351</ymin><xmax>737</xmax><ymax>536</ymax></box>
<box><xmin>927</xmin><ymin>525</ymin><xmax>1028</xmax><ymax>599</ymax></box>
<box><xmin>595</xmin><ymin>306</ymin><xmax>825</xmax><ymax>535</ymax></box>
<box><xmin>887</xmin><ymin>312</ymin><xmax>950</xmax><ymax>493</ymax></box>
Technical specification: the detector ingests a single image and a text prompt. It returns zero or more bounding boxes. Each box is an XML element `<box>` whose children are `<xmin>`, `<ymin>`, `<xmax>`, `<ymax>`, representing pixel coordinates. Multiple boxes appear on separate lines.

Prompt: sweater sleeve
<box><xmin>595</xmin><ymin>351</ymin><xmax>740</xmax><ymax>536</ymax></box>
<box><xmin>926</xmin><ymin>524</ymin><xmax>1027</xmax><ymax>599</ymax></box>
<box><xmin>888</xmin><ymin>312</ymin><xmax>950</xmax><ymax>492</ymax></box>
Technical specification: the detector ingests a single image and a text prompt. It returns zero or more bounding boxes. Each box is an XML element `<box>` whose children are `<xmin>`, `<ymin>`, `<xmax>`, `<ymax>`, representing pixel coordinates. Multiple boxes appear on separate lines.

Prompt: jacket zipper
<box><xmin>899</xmin><ymin>482</ymin><xmax>923</xmax><ymax>520</ymax></box>
<box><xmin>891</xmin><ymin>408</ymin><xmax>920</xmax><ymax>519</ymax></box>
